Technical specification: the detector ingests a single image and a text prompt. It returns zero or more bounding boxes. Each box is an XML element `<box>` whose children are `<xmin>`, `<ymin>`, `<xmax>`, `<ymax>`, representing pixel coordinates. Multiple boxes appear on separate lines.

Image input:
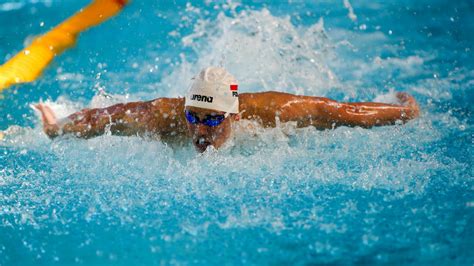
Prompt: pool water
<box><xmin>1</xmin><ymin>0</ymin><xmax>473</xmax><ymax>264</ymax></box>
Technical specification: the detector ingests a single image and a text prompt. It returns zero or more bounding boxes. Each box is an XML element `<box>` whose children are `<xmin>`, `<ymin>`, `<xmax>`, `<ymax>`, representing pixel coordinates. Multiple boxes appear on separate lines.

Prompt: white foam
<box><xmin>343</xmin><ymin>0</ymin><xmax>357</xmax><ymax>22</ymax></box>
<box><xmin>162</xmin><ymin>9</ymin><xmax>339</xmax><ymax>98</ymax></box>
<box><xmin>0</xmin><ymin>2</ymin><xmax>24</xmax><ymax>12</ymax></box>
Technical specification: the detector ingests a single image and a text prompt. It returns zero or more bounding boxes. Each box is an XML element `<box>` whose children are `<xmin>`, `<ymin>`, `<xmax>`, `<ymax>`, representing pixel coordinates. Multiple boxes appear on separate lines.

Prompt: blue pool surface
<box><xmin>0</xmin><ymin>0</ymin><xmax>473</xmax><ymax>264</ymax></box>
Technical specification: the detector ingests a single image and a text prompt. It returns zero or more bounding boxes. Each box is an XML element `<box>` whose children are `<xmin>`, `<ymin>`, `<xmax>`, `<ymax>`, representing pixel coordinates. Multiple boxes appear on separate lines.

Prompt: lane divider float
<box><xmin>0</xmin><ymin>0</ymin><xmax>128</xmax><ymax>91</ymax></box>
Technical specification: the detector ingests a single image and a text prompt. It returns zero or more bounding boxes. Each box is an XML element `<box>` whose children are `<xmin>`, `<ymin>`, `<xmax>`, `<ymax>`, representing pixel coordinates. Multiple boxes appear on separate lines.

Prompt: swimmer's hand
<box><xmin>34</xmin><ymin>104</ymin><xmax>60</xmax><ymax>138</ymax></box>
<box><xmin>396</xmin><ymin>92</ymin><xmax>420</xmax><ymax>119</ymax></box>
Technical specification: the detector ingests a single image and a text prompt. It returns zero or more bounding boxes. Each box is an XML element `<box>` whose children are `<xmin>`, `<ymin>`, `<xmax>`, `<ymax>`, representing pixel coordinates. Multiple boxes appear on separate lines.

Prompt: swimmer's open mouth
<box><xmin>195</xmin><ymin>137</ymin><xmax>211</xmax><ymax>152</ymax></box>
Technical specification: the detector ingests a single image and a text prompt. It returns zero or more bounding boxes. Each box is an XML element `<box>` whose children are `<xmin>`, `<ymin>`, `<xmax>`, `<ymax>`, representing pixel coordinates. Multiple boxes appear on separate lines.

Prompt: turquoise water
<box><xmin>1</xmin><ymin>0</ymin><xmax>473</xmax><ymax>264</ymax></box>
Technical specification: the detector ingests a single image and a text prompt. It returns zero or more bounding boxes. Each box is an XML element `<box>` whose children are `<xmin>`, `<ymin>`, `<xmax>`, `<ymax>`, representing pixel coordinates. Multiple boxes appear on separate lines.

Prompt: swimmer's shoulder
<box><xmin>240</xmin><ymin>91</ymin><xmax>331</xmax><ymax>110</ymax></box>
<box><xmin>147</xmin><ymin>97</ymin><xmax>185</xmax><ymax>117</ymax></box>
<box><xmin>149</xmin><ymin>97</ymin><xmax>185</xmax><ymax>108</ymax></box>
<box><xmin>148</xmin><ymin>97</ymin><xmax>187</xmax><ymax>135</ymax></box>
<box><xmin>239</xmin><ymin>91</ymin><xmax>294</xmax><ymax>125</ymax></box>
<box><xmin>239</xmin><ymin>91</ymin><xmax>298</xmax><ymax>111</ymax></box>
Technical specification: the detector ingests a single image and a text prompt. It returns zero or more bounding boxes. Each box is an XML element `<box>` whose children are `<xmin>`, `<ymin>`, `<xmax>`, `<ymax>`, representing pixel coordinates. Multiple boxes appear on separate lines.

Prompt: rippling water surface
<box><xmin>1</xmin><ymin>0</ymin><xmax>473</xmax><ymax>264</ymax></box>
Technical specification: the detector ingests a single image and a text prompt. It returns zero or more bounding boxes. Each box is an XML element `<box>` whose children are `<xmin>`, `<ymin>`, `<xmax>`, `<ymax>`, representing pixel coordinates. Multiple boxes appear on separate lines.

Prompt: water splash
<box><xmin>161</xmin><ymin>8</ymin><xmax>339</xmax><ymax>98</ymax></box>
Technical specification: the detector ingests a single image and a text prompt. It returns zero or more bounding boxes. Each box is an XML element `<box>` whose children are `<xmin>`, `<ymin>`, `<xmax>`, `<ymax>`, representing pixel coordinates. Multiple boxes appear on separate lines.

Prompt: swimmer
<box><xmin>35</xmin><ymin>67</ymin><xmax>420</xmax><ymax>153</ymax></box>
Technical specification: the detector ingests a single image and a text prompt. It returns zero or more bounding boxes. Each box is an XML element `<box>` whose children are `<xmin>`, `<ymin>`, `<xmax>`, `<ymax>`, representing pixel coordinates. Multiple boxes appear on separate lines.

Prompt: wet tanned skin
<box><xmin>239</xmin><ymin>91</ymin><xmax>419</xmax><ymax>128</ymax></box>
<box><xmin>35</xmin><ymin>91</ymin><xmax>420</xmax><ymax>152</ymax></box>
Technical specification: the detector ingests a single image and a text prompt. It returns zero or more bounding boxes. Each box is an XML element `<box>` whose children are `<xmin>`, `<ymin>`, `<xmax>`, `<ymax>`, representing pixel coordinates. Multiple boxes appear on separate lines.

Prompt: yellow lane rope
<box><xmin>0</xmin><ymin>0</ymin><xmax>128</xmax><ymax>91</ymax></box>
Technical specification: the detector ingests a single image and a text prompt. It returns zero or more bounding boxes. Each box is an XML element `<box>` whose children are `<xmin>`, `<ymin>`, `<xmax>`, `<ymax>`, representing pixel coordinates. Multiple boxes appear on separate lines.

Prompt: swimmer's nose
<box><xmin>195</xmin><ymin>123</ymin><xmax>209</xmax><ymax>135</ymax></box>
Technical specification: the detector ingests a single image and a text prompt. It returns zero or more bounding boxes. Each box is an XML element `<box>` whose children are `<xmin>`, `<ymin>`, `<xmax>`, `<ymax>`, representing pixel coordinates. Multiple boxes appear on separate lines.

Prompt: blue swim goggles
<box><xmin>184</xmin><ymin>110</ymin><xmax>228</xmax><ymax>127</ymax></box>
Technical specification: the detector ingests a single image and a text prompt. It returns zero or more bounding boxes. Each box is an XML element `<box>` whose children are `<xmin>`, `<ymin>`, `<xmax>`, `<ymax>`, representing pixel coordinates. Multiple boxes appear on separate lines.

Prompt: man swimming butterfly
<box><xmin>35</xmin><ymin>67</ymin><xmax>420</xmax><ymax>153</ymax></box>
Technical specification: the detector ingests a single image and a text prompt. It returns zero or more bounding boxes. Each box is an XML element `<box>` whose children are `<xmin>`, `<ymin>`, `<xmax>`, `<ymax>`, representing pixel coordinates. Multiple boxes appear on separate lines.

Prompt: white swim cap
<box><xmin>185</xmin><ymin>67</ymin><xmax>239</xmax><ymax>114</ymax></box>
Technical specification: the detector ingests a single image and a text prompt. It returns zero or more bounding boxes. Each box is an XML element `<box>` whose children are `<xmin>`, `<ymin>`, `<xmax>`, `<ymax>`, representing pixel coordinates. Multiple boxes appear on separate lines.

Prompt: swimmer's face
<box><xmin>185</xmin><ymin>106</ymin><xmax>233</xmax><ymax>153</ymax></box>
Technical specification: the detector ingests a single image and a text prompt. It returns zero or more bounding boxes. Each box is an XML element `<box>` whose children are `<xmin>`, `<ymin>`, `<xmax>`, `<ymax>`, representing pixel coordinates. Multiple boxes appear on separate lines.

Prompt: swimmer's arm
<box><xmin>35</xmin><ymin>101</ymin><xmax>154</xmax><ymax>138</ymax></box>
<box><xmin>35</xmin><ymin>98</ymin><xmax>186</xmax><ymax>139</ymax></box>
<box><xmin>241</xmin><ymin>91</ymin><xmax>419</xmax><ymax>129</ymax></box>
<box><xmin>278</xmin><ymin>92</ymin><xmax>420</xmax><ymax>128</ymax></box>
<box><xmin>318</xmin><ymin>92</ymin><xmax>420</xmax><ymax>128</ymax></box>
